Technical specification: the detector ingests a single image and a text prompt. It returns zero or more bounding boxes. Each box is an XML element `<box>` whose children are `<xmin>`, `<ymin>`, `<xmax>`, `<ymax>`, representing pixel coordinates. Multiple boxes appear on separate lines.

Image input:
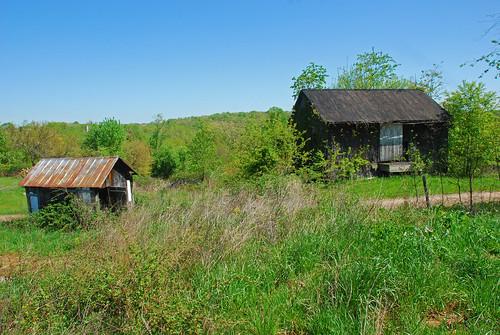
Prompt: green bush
<box><xmin>27</xmin><ymin>195</ymin><xmax>97</xmax><ymax>231</ymax></box>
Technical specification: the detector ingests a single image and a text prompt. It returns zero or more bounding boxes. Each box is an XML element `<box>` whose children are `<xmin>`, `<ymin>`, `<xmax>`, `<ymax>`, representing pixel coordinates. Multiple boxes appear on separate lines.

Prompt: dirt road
<box><xmin>365</xmin><ymin>191</ymin><xmax>500</xmax><ymax>209</ymax></box>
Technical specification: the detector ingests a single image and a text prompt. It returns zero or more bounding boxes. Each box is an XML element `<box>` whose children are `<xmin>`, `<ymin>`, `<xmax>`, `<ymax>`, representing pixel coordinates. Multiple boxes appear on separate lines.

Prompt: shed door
<box><xmin>29</xmin><ymin>192</ymin><xmax>39</xmax><ymax>212</ymax></box>
<box><xmin>379</xmin><ymin>123</ymin><xmax>403</xmax><ymax>162</ymax></box>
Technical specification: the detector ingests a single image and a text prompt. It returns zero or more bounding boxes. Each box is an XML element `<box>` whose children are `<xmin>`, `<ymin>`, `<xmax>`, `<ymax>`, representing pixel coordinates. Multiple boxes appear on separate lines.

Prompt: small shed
<box><xmin>292</xmin><ymin>89</ymin><xmax>450</xmax><ymax>174</ymax></box>
<box><xmin>19</xmin><ymin>156</ymin><xmax>137</xmax><ymax>212</ymax></box>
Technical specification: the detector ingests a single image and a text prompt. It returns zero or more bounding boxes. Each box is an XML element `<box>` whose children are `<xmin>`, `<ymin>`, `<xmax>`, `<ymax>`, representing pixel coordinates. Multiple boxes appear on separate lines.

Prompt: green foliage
<box><xmin>443</xmin><ymin>81</ymin><xmax>499</xmax><ymax>208</ymax></box>
<box><xmin>291</xmin><ymin>62</ymin><xmax>328</xmax><ymax>98</ymax></box>
<box><xmin>415</xmin><ymin>63</ymin><xmax>445</xmax><ymax>101</ymax></box>
<box><xmin>122</xmin><ymin>139</ymin><xmax>152</xmax><ymax>175</ymax></box>
<box><xmin>301</xmin><ymin>143</ymin><xmax>370</xmax><ymax>182</ymax></box>
<box><xmin>476</xmin><ymin>39</ymin><xmax>500</xmax><ymax>78</ymax></box>
<box><xmin>335</xmin><ymin>147</ymin><xmax>371</xmax><ymax>180</ymax></box>
<box><xmin>187</xmin><ymin>125</ymin><xmax>221</xmax><ymax>179</ymax></box>
<box><xmin>238</xmin><ymin>107</ymin><xmax>306</xmax><ymax>177</ymax></box>
<box><xmin>83</xmin><ymin>117</ymin><xmax>126</xmax><ymax>156</ymax></box>
<box><xmin>26</xmin><ymin>195</ymin><xmax>97</xmax><ymax>231</ymax></box>
<box><xmin>466</xmin><ymin>14</ymin><xmax>500</xmax><ymax>79</ymax></box>
<box><xmin>333</xmin><ymin>47</ymin><xmax>414</xmax><ymax>89</ymax></box>
<box><xmin>0</xmin><ymin>128</ymin><xmax>28</xmax><ymax>175</ymax></box>
<box><xmin>151</xmin><ymin>146</ymin><xmax>188</xmax><ymax>179</ymax></box>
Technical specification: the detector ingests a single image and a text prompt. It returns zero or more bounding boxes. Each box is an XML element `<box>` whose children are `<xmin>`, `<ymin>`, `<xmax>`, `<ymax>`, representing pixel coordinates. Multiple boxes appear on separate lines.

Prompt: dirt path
<box><xmin>365</xmin><ymin>191</ymin><xmax>500</xmax><ymax>209</ymax></box>
<box><xmin>0</xmin><ymin>214</ymin><xmax>26</xmax><ymax>222</ymax></box>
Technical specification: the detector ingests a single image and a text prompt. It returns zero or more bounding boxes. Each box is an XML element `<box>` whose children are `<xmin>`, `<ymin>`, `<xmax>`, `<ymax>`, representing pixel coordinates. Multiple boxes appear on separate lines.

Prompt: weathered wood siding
<box><xmin>379</xmin><ymin>123</ymin><xmax>403</xmax><ymax>162</ymax></box>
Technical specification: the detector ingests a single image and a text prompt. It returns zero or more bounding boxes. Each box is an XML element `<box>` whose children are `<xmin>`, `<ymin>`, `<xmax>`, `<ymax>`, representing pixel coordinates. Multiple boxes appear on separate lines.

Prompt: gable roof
<box><xmin>295</xmin><ymin>89</ymin><xmax>449</xmax><ymax>124</ymax></box>
<box><xmin>19</xmin><ymin>156</ymin><xmax>137</xmax><ymax>189</ymax></box>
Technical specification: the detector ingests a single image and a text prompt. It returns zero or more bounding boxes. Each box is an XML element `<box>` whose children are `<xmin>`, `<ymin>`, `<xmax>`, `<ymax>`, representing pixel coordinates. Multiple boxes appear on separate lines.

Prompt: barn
<box><xmin>292</xmin><ymin>89</ymin><xmax>450</xmax><ymax>175</ymax></box>
<box><xmin>19</xmin><ymin>156</ymin><xmax>137</xmax><ymax>213</ymax></box>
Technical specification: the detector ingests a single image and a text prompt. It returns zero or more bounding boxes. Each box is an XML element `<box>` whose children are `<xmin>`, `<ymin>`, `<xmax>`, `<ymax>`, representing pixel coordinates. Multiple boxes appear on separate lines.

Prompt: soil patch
<box><xmin>0</xmin><ymin>214</ymin><xmax>26</xmax><ymax>222</ymax></box>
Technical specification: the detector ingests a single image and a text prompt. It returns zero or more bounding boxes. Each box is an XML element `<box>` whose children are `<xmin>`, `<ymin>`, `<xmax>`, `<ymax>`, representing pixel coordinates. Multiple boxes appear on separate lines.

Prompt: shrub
<box><xmin>28</xmin><ymin>195</ymin><xmax>97</xmax><ymax>231</ymax></box>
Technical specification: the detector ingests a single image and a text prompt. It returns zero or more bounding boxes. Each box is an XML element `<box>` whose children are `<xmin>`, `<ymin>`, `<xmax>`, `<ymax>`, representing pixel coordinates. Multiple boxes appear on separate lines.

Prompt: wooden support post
<box><xmin>422</xmin><ymin>175</ymin><xmax>430</xmax><ymax>208</ymax></box>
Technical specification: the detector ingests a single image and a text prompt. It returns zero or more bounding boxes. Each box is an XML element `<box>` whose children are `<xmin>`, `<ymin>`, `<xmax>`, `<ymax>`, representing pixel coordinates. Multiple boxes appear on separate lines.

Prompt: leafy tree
<box><xmin>83</xmin><ymin>117</ymin><xmax>126</xmax><ymax>156</ymax></box>
<box><xmin>122</xmin><ymin>139</ymin><xmax>152</xmax><ymax>175</ymax></box>
<box><xmin>187</xmin><ymin>126</ymin><xmax>221</xmax><ymax>180</ymax></box>
<box><xmin>415</xmin><ymin>63</ymin><xmax>445</xmax><ymax>101</ymax></box>
<box><xmin>443</xmin><ymin>81</ymin><xmax>499</xmax><ymax>210</ymax></box>
<box><xmin>10</xmin><ymin>121</ymin><xmax>64</xmax><ymax>166</ymax></box>
<box><xmin>151</xmin><ymin>146</ymin><xmax>182</xmax><ymax>179</ymax></box>
<box><xmin>238</xmin><ymin>107</ymin><xmax>305</xmax><ymax>177</ymax></box>
<box><xmin>0</xmin><ymin>127</ymin><xmax>27</xmax><ymax>175</ymax></box>
<box><xmin>150</xmin><ymin>113</ymin><xmax>165</xmax><ymax>150</ymax></box>
<box><xmin>333</xmin><ymin>48</ymin><xmax>413</xmax><ymax>89</ymax></box>
<box><xmin>291</xmin><ymin>62</ymin><xmax>328</xmax><ymax>98</ymax></box>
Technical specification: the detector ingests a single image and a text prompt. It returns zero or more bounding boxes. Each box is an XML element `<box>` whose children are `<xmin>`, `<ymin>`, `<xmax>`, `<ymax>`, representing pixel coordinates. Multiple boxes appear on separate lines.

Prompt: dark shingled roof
<box><xmin>295</xmin><ymin>89</ymin><xmax>449</xmax><ymax>124</ymax></box>
<box><xmin>19</xmin><ymin>156</ymin><xmax>137</xmax><ymax>188</ymax></box>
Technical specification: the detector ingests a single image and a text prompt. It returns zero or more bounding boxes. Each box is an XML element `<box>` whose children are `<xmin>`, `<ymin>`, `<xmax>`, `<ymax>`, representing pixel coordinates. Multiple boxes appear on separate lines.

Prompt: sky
<box><xmin>1</xmin><ymin>0</ymin><xmax>499</xmax><ymax>124</ymax></box>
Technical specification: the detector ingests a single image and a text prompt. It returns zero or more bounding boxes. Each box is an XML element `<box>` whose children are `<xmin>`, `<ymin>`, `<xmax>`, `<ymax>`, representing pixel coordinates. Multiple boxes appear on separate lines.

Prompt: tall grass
<box><xmin>1</xmin><ymin>175</ymin><xmax>498</xmax><ymax>333</ymax></box>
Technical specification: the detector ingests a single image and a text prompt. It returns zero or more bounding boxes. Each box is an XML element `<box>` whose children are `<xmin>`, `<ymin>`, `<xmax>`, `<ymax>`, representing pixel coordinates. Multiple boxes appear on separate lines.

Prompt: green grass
<box><xmin>340</xmin><ymin>173</ymin><xmax>500</xmax><ymax>200</ymax></box>
<box><xmin>0</xmin><ymin>224</ymin><xmax>89</xmax><ymax>257</ymax></box>
<box><xmin>0</xmin><ymin>177</ymin><xmax>28</xmax><ymax>215</ymax></box>
<box><xmin>0</xmin><ymin>176</ymin><xmax>498</xmax><ymax>334</ymax></box>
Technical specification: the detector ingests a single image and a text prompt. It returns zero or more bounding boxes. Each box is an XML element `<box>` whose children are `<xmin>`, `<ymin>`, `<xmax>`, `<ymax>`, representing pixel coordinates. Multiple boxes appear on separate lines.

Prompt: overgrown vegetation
<box><xmin>1</xmin><ymin>176</ymin><xmax>498</xmax><ymax>333</ymax></box>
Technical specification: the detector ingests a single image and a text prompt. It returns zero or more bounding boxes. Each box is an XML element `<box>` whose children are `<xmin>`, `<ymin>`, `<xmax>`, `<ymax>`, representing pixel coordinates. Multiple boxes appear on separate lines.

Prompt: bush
<box><xmin>28</xmin><ymin>195</ymin><xmax>97</xmax><ymax>231</ymax></box>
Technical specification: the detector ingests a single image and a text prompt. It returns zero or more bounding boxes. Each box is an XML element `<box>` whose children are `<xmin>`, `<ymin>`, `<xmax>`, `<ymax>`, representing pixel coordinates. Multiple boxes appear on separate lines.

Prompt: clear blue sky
<box><xmin>1</xmin><ymin>0</ymin><xmax>499</xmax><ymax>124</ymax></box>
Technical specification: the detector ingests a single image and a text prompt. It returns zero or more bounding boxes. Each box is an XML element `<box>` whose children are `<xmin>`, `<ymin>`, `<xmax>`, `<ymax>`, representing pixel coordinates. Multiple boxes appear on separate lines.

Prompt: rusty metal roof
<box><xmin>295</xmin><ymin>89</ymin><xmax>449</xmax><ymax>124</ymax></box>
<box><xmin>19</xmin><ymin>156</ymin><xmax>136</xmax><ymax>188</ymax></box>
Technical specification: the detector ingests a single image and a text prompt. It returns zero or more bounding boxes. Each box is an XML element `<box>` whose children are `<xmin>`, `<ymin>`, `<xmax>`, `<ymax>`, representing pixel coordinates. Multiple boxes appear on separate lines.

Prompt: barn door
<box><xmin>379</xmin><ymin>123</ymin><xmax>403</xmax><ymax>162</ymax></box>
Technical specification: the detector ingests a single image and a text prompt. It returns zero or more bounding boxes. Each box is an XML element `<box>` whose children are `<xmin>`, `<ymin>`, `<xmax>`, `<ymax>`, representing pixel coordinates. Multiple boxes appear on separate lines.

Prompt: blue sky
<box><xmin>1</xmin><ymin>0</ymin><xmax>499</xmax><ymax>124</ymax></box>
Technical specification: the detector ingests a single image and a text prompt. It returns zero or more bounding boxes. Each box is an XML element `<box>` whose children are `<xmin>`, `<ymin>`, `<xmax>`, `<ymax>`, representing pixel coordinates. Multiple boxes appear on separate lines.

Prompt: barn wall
<box><xmin>328</xmin><ymin>123</ymin><xmax>379</xmax><ymax>162</ymax></box>
<box><xmin>404</xmin><ymin>122</ymin><xmax>448</xmax><ymax>170</ymax></box>
<box><xmin>292</xmin><ymin>97</ymin><xmax>331</xmax><ymax>153</ymax></box>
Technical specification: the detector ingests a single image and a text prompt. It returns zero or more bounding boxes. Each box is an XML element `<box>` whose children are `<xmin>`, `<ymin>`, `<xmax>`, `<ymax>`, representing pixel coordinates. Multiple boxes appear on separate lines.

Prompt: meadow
<box><xmin>0</xmin><ymin>175</ymin><xmax>499</xmax><ymax>334</ymax></box>
<box><xmin>0</xmin><ymin>177</ymin><xmax>27</xmax><ymax>215</ymax></box>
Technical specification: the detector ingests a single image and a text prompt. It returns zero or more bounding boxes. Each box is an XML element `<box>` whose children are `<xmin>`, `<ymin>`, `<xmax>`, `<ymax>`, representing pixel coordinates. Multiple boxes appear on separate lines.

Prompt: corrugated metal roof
<box><xmin>19</xmin><ymin>156</ymin><xmax>136</xmax><ymax>188</ymax></box>
<box><xmin>295</xmin><ymin>89</ymin><xmax>449</xmax><ymax>124</ymax></box>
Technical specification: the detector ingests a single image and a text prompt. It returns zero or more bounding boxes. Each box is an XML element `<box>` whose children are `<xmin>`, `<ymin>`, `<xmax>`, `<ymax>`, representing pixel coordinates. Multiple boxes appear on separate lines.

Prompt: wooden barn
<box><xmin>19</xmin><ymin>156</ymin><xmax>137</xmax><ymax>213</ymax></box>
<box><xmin>292</xmin><ymin>89</ymin><xmax>450</xmax><ymax>174</ymax></box>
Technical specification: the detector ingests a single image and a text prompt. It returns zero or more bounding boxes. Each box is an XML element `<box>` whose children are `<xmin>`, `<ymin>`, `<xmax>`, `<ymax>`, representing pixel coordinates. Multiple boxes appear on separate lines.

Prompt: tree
<box><xmin>11</xmin><ymin>121</ymin><xmax>64</xmax><ymax>166</ymax></box>
<box><xmin>151</xmin><ymin>146</ymin><xmax>182</xmax><ymax>179</ymax></box>
<box><xmin>237</xmin><ymin>107</ymin><xmax>305</xmax><ymax>177</ymax></box>
<box><xmin>443</xmin><ymin>81</ymin><xmax>499</xmax><ymax>210</ymax></box>
<box><xmin>291</xmin><ymin>62</ymin><xmax>328</xmax><ymax>98</ymax></box>
<box><xmin>333</xmin><ymin>48</ymin><xmax>414</xmax><ymax>89</ymax></box>
<box><xmin>415</xmin><ymin>63</ymin><xmax>445</xmax><ymax>101</ymax></box>
<box><xmin>187</xmin><ymin>125</ymin><xmax>221</xmax><ymax>180</ymax></box>
<box><xmin>150</xmin><ymin>113</ymin><xmax>165</xmax><ymax>151</ymax></box>
<box><xmin>469</xmin><ymin>13</ymin><xmax>500</xmax><ymax>79</ymax></box>
<box><xmin>83</xmin><ymin>117</ymin><xmax>126</xmax><ymax>156</ymax></box>
<box><xmin>122</xmin><ymin>139</ymin><xmax>152</xmax><ymax>175</ymax></box>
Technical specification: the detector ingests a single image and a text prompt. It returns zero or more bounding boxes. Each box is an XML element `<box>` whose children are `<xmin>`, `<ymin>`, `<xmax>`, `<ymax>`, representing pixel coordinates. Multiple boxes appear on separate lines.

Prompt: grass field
<box><xmin>1</xmin><ymin>175</ymin><xmax>499</xmax><ymax>333</ymax></box>
<box><xmin>0</xmin><ymin>177</ymin><xmax>27</xmax><ymax>215</ymax></box>
<box><xmin>338</xmin><ymin>173</ymin><xmax>500</xmax><ymax>200</ymax></box>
